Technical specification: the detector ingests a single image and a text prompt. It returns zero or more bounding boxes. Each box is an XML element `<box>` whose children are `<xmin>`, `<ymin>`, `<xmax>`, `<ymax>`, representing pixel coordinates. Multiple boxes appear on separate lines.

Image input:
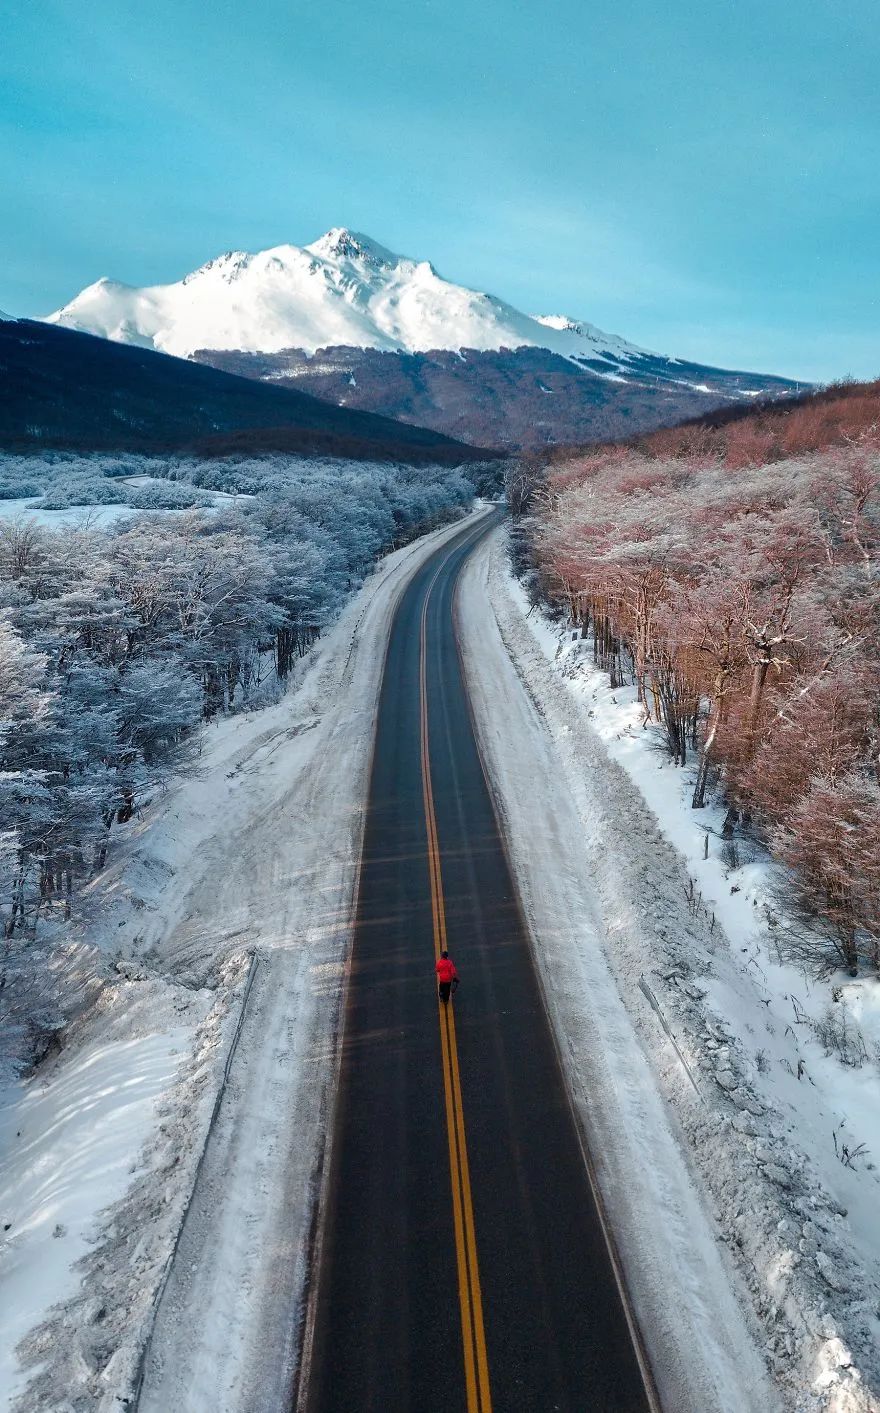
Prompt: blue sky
<box><xmin>3</xmin><ymin>0</ymin><xmax>878</xmax><ymax>381</ymax></box>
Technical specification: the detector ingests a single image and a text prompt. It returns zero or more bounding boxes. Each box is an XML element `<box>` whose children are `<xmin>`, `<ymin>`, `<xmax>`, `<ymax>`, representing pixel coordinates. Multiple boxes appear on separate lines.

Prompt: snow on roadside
<box><xmin>0</xmin><ymin>508</ymin><xmax>489</xmax><ymax>1413</ymax></box>
<box><xmin>0</xmin><ymin>991</ymin><xmax>197</xmax><ymax>1406</ymax></box>
<box><xmin>1</xmin><ymin>956</ymin><xmax>245</xmax><ymax>1413</ymax></box>
<box><xmin>456</xmin><ymin>529</ymin><xmax>880</xmax><ymax>1413</ymax></box>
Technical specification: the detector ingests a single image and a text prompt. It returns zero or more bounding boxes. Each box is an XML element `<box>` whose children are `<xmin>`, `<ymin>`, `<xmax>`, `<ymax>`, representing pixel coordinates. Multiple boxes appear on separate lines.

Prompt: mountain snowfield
<box><xmin>47</xmin><ymin>227</ymin><xmax>646</xmax><ymax>369</ymax></box>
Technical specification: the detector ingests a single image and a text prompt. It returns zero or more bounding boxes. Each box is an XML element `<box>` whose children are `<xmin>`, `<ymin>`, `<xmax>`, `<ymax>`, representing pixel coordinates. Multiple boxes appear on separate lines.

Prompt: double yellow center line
<box><xmin>419</xmin><ymin>561</ymin><xmax>493</xmax><ymax>1413</ymax></box>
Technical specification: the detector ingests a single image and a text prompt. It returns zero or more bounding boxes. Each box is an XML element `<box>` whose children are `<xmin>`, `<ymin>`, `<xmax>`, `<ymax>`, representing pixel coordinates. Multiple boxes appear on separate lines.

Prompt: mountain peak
<box><xmin>306</xmin><ymin>228</ymin><xmax>397</xmax><ymax>266</ymax></box>
<box><xmin>44</xmin><ymin>230</ymin><xmax>651</xmax><ymax>364</ymax></box>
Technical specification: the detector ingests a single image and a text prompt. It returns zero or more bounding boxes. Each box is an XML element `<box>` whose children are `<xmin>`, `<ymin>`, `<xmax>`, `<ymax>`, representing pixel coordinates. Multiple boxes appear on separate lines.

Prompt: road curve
<box><xmin>299</xmin><ymin>512</ymin><xmax>657</xmax><ymax>1413</ymax></box>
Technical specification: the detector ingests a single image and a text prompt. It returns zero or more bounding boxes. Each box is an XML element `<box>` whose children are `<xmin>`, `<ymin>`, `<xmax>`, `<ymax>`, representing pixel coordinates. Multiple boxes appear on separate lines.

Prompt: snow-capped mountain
<box><xmin>45</xmin><ymin>228</ymin><xmax>803</xmax><ymax>449</ymax></box>
<box><xmin>46</xmin><ymin>227</ymin><xmax>643</xmax><ymax>368</ymax></box>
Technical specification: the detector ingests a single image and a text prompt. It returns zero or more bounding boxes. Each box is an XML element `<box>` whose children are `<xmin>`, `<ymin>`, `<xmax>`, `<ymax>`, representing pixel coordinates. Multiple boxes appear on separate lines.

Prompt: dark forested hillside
<box><xmin>0</xmin><ymin>319</ymin><xmax>488</xmax><ymax>464</ymax></box>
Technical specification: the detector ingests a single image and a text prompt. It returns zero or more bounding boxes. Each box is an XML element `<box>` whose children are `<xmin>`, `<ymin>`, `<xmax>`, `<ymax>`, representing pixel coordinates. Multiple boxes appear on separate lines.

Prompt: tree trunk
<box><xmin>276</xmin><ymin>626</ymin><xmax>294</xmax><ymax>679</ymax></box>
<box><xmin>749</xmin><ymin>655</ymin><xmax>770</xmax><ymax>728</ymax></box>
<box><xmin>693</xmin><ymin>714</ymin><xmax>720</xmax><ymax>809</ymax></box>
<box><xmin>842</xmin><ymin>928</ymin><xmax>859</xmax><ymax>977</ymax></box>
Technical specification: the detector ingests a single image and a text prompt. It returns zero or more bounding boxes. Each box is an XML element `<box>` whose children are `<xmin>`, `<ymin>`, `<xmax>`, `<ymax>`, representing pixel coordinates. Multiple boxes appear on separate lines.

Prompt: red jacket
<box><xmin>435</xmin><ymin>956</ymin><xmax>458</xmax><ymax>984</ymax></box>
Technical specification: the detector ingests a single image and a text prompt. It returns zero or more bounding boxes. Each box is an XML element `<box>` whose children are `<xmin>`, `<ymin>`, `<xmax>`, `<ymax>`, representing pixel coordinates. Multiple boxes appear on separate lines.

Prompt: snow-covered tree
<box><xmin>0</xmin><ymin>449</ymin><xmax>473</xmax><ymax>934</ymax></box>
<box><xmin>530</xmin><ymin>436</ymin><xmax>880</xmax><ymax>973</ymax></box>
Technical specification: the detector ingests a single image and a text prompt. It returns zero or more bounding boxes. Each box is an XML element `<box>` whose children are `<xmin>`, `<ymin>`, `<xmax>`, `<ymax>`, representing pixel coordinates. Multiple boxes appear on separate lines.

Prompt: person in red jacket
<box><xmin>435</xmin><ymin>951</ymin><xmax>459</xmax><ymax>1005</ymax></box>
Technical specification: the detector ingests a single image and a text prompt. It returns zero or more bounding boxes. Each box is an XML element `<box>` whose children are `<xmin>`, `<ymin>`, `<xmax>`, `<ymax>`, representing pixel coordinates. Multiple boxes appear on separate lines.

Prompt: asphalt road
<box><xmin>301</xmin><ymin>513</ymin><xmax>657</xmax><ymax>1413</ymax></box>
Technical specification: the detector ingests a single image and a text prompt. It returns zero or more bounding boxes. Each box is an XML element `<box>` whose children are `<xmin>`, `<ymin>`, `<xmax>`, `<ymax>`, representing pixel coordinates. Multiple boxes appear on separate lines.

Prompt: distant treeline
<box><xmin>0</xmin><ymin>317</ymin><xmax>499</xmax><ymax>465</ymax></box>
<box><xmin>534</xmin><ymin>377</ymin><xmax>880</xmax><ymax>468</ymax></box>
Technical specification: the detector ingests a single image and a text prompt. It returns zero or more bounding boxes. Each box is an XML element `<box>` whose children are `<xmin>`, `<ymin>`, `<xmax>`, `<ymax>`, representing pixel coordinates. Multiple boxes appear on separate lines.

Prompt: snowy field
<box><xmin>0</xmin><ymin>495</ymin><xmax>143</xmax><ymax>528</ymax></box>
<box><xmin>457</xmin><ymin>528</ymin><xmax>880</xmax><ymax>1413</ymax></box>
<box><xmin>0</xmin><ymin>507</ymin><xmax>489</xmax><ymax>1413</ymax></box>
<box><xmin>0</xmin><ymin>479</ymin><xmax>253</xmax><ymax>526</ymax></box>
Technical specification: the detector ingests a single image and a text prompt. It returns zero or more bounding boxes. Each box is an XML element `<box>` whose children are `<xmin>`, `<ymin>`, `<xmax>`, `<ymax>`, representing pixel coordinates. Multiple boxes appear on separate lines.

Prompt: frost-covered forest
<box><xmin>0</xmin><ymin>453</ymin><xmax>475</xmax><ymax>940</ymax></box>
<box><xmin>515</xmin><ymin>388</ymin><xmax>880</xmax><ymax>977</ymax></box>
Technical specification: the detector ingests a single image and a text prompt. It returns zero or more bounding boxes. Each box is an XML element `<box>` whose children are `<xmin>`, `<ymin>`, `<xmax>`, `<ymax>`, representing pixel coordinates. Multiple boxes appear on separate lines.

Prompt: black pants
<box><xmin>438</xmin><ymin>981</ymin><xmax>452</xmax><ymax>1004</ymax></box>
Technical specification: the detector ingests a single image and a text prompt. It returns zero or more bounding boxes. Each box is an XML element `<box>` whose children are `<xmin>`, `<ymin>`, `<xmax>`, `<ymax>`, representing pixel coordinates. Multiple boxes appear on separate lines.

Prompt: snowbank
<box><xmin>456</xmin><ymin>529</ymin><xmax>880</xmax><ymax>1413</ymax></box>
<box><xmin>0</xmin><ymin>956</ymin><xmax>234</xmax><ymax>1413</ymax></box>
